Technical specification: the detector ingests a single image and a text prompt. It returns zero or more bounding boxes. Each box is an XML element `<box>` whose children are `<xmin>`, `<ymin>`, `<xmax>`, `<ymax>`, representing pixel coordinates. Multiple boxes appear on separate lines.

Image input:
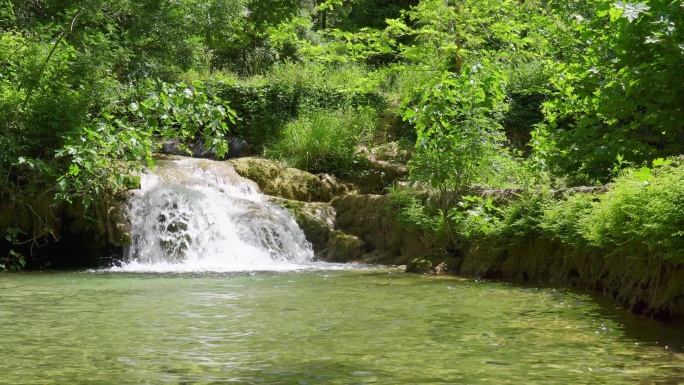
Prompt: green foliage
<box><xmin>456</xmin><ymin>160</ymin><xmax>684</xmax><ymax>263</ymax></box>
<box><xmin>312</xmin><ymin>0</ymin><xmax>414</xmax><ymax>31</ymax></box>
<box><xmin>264</xmin><ymin>106</ymin><xmax>377</xmax><ymax>175</ymax></box>
<box><xmin>387</xmin><ymin>189</ymin><xmax>444</xmax><ymax>241</ymax></box>
<box><xmin>500</xmin><ymin>61</ymin><xmax>551</xmax><ymax>153</ymax></box>
<box><xmin>55</xmin><ymin>80</ymin><xmax>235</xmax><ymax>205</ymax></box>
<box><xmin>581</xmin><ymin>162</ymin><xmax>684</xmax><ymax>259</ymax></box>
<box><xmin>450</xmin><ymin>196</ymin><xmax>502</xmax><ymax>242</ymax></box>
<box><xmin>210</xmin><ymin>0</ymin><xmax>313</xmax><ymax>74</ymax></box>
<box><xmin>497</xmin><ymin>191</ymin><xmax>553</xmax><ymax>239</ymax></box>
<box><xmin>390</xmin><ymin>158</ymin><xmax>684</xmax><ymax>266</ymax></box>
<box><xmin>541</xmin><ymin>0</ymin><xmax>684</xmax><ymax>184</ymax></box>
<box><xmin>539</xmin><ymin>192</ymin><xmax>595</xmax><ymax>247</ymax></box>
<box><xmin>204</xmin><ymin>63</ymin><xmax>384</xmax><ymax>148</ymax></box>
<box><xmin>406</xmin><ymin>64</ymin><xmax>509</xmax><ymax>244</ymax></box>
<box><xmin>1</xmin><ymin>228</ymin><xmax>26</xmax><ymax>271</ymax></box>
<box><xmin>6</xmin><ymin>0</ymin><xmax>253</xmax><ymax>80</ymax></box>
<box><xmin>407</xmin><ymin>65</ymin><xmax>508</xmax><ymax>187</ymax></box>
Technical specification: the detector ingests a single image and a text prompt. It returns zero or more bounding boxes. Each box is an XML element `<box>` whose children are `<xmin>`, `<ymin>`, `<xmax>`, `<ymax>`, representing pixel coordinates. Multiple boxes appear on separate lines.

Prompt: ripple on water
<box><xmin>0</xmin><ymin>270</ymin><xmax>683</xmax><ymax>384</ymax></box>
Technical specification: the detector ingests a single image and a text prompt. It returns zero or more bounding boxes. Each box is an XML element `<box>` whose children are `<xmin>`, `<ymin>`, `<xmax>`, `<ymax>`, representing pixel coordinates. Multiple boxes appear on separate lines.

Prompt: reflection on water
<box><xmin>0</xmin><ymin>270</ymin><xmax>683</xmax><ymax>384</ymax></box>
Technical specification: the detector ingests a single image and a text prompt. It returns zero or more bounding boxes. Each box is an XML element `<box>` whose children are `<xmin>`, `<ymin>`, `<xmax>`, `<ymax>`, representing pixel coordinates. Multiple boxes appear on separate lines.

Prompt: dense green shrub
<box><xmin>457</xmin><ymin>161</ymin><xmax>684</xmax><ymax>263</ymax></box>
<box><xmin>538</xmin><ymin>192</ymin><xmax>595</xmax><ymax>247</ymax></box>
<box><xmin>204</xmin><ymin>65</ymin><xmax>385</xmax><ymax>148</ymax></box>
<box><xmin>263</xmin><ymin>106</ymin><xmax>377</xmax><ymax>175</ymax></box>
<box><xmin>450</xmin><ymin>196</ymin><xmax>502</xmax><ymax>243</ymax></box>
<box><xmin>497</xmin><ymin>191</ymin><xmax>553</xmax><ymax>239</ymax></box>
<box><xmin>387</xmin><ymin>190</ymin><xmax>443</xmax><ymax>236</ymax></box>
<box><xmin>580</xmin><ymin>163</ymin><xmax>684</xmax><ymax>260</ymax></box>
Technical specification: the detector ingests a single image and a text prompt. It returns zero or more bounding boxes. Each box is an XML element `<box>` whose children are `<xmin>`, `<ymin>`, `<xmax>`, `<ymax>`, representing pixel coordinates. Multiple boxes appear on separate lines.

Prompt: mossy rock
<box><xmin>406</xmin><ymin>250</ymin><xmax>461</xmax><ymax>275</ymax></box>
<box><xmin>64</xmin><ymin>194</ymin><xmax>132</xmax><ymax>248</ymax></box>
<box><xmin>405</xmin><ymin>258</ymin><xmax>434</xmax><ymax>274</ymax></box>
<box><xmin>106</xmin><ymin>201</ymin><xmax>132</xmax><ymax>247</ymax></box>
<box><xmin>268</xmin><ymin>197</ymin><xmax>336</xmax><ymax>256</ymax></box>
<box><xmin>229</xmin><ymin>157</ymin><xmax>334</xmax><ymax>202</ymax></box>
<box><xmin>325</xmin><ymin>231</ymin><xmax>366</xmax><ymax>263</ymax></box>
<box><xmin>332</xmin><ymin>194</ymin><xmax>445</xmax><ymax>261</ymax></box>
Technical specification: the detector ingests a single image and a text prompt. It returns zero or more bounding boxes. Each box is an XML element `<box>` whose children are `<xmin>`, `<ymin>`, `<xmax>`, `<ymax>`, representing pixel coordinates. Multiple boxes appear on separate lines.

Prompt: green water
<box><xmin>1</xmin><ymin>269</ymin><xmax>683</xmax><ymax>384</ymax></box>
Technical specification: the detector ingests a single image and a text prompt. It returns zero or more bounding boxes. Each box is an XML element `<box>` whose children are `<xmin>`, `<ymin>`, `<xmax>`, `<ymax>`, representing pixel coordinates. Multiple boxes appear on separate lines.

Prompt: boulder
<box><xmin>326</xmin><ymin>231</ymin><xmax>366</xmax><ymax>263</ymax></box>
<box><xmin>344</xmin><ymin>142</ymin><xmax>411</xmax><ymax>194</ymax></box>
<box><xmin>229</xmin><ymin>157</ymin><xmax>334</xmax><ymax>202</ymax></box>
<box><xmin>406</xmin><ymin>250</ymin><xmax>462</xmax><ymax>275</ymax></box>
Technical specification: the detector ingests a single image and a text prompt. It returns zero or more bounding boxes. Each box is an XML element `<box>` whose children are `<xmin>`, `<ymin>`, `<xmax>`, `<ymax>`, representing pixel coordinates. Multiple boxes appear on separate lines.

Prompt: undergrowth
<box><xmin>263</xmin><ymin>105</ymin><xmax>378</xmax><ymax>175</ymax></box>
<box><xmin>394</xmin><ymin>160</ymin><xmax>684</xmax><ymax>264</ymax></box>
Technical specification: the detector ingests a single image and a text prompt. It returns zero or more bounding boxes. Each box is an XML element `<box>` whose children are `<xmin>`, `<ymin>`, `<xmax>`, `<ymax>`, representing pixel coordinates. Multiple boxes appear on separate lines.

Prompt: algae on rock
<box><xmin>332</xmin><ymin>194</ymin><xmax>447</xmax><ymax>264</ymax></box>
<box><xmin>229</xmin><ymin>157</ymin><xmax>335</xmax><ymax>202</ymax></box>
<box><xmin>267</xmin><ymin>197</ymin><xmax>336</xmax><ymax>256</ymax></box>
<box><xmin>326</xmin><ymin>231</ymin><xmax>366</xmax><ymax>263</ymax></box>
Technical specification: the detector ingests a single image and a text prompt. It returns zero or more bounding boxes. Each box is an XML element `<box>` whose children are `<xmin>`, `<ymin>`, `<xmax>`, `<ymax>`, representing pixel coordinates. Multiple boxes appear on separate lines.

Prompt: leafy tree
<box><xmin>1</xmin><ymin>1</ymin><xmax>240</xmax><ymax>259</ymax></box>
<box><xmin>55</xmin><ymin>81</ymin><xmax>235</xmax><ymax>206</ymax></box>
<box><xmin>541</xmin><ymin>0</ymin><xmax>684</xmax><ymax>184</ymax></box>
<box><xmin>406</xmin><ymin>65</ymin><xmax>509</xmax><ymax>245</ymax></box>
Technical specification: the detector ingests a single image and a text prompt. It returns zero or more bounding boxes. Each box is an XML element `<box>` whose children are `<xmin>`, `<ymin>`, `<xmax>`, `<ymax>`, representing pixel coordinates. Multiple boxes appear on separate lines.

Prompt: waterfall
<box><xmin>118</xmin><ymin>157</ymin><xmax>314</xmax><ymax>272</ymax></box>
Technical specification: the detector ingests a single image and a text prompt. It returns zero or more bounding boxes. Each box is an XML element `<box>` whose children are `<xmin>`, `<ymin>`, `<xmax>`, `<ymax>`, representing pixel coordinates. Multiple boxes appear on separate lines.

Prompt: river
<box><xmin>1</xmin><ymin>268</ymin><xmax>683</xmax><ymax>384</ymax></box>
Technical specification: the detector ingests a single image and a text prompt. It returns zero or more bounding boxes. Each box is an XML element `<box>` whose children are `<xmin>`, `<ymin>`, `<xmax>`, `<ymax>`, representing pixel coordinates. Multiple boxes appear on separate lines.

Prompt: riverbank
<box><xmin>459</xmin><ymin>237</ymin><xmax>684</xmax><ymax>320</ymax></box>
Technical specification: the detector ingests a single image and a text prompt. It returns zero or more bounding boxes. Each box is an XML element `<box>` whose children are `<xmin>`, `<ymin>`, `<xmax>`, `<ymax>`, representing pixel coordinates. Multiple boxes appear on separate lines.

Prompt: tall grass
<box><xmin>185</xmin><ymin>61</ymin><xmax>376</xmax><ymax>90</ymax></box>
<box><xmin>264</xmin><ymin>105</ymin><xmax>378</xmax><ymax>175</ymax></box>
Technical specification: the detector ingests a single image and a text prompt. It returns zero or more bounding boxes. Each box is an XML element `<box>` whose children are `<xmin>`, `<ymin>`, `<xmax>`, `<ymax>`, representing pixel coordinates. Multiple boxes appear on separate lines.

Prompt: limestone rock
<box><xmin>268</xmin><ymin>197</ymin><xmax>336</xmax><ymax>256</ymax></box>
<box><xmin>405</xmin><ymin>258</ymin><xmax>434</xmax><ymax>274</ymax></box>
<box><xmin>229</xmin><ymin>157</ymin><xmax>334</xmax><ymax>202</ymax></box>
<box><xmin>331</xmin><ymin>194</ymin><xmax>445</xmax><ymax>263</ymax></box>
<box><xmin>347</xmin><ymin>147</ymin><xmax>410</xmax><ymax>194</ymax></box>
<box><xmin>326</xmin><ymin>231</ymin><xmax>366</xmax><ymax>263</ymax></box>
<box><xmin>405</xmin><ymin>250</ymin><xmax>462</xmax><ymax>275</ymax></box>
<box><xmin>106</xmin><ymin>201</ymin><xmax>132</xmax><ymax>247</ymax></box>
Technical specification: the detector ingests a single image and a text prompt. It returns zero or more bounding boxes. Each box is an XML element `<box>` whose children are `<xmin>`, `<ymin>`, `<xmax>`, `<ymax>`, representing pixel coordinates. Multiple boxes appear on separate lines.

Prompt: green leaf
<box><xmin>68</xmin><ymin>164</ymin><xmax>80</xmax><ymax>176</ymax></box>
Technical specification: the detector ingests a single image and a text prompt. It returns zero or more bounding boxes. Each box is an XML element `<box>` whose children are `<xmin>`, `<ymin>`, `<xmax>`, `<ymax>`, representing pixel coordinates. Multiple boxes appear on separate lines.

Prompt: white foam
<box><xmin>104</xmin><ymin>261</ymin><xmax>364</xmax><ymax>274</ymax></box>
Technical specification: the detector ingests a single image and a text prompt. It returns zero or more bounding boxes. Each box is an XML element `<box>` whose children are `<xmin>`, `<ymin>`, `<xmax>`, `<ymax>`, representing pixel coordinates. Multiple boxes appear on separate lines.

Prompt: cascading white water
<box><xmin>118</xmin><ymin>157</ymin><xmax>314</xmax><ymax>272</ymax></box>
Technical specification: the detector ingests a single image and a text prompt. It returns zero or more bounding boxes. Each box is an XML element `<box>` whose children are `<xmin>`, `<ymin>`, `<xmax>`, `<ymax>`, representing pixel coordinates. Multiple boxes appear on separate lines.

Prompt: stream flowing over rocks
<box><xmin>121</xmin><ymin>157</ymin><xmax>314</xmax><ymax>272</ymax></box>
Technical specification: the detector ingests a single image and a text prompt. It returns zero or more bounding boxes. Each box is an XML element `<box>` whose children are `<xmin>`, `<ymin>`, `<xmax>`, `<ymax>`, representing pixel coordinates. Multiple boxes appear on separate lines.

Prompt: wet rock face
<box><xmin>267</xmin><ymin>197</ymin><xmax>336</xmax><ymax>257</ymax></box>
<box><xmin>326</xmin><ymin>231</ymin><xmax>366</xmax><ymax>263</ymax></box>
<box><xmin>0</xmin><ymin>191</ymin><xmax>133</xmax><ymax>269</ymax></box>
<box><xmin>332</xmin><ymin>194</ymin><xmax>445</xmax><ymax>264</ymax></box>
<box><xmin>229</xmin><ymin>157</ymin><xmax>334</xmax><ymax>202</ymax></box>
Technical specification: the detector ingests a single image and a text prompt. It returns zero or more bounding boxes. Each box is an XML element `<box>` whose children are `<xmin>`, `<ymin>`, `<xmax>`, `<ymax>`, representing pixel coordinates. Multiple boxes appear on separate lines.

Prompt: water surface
<box><xmin>1</xmin><ymin>269</ymin><xmax>683</xmax><ymax>384</ymax></box>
